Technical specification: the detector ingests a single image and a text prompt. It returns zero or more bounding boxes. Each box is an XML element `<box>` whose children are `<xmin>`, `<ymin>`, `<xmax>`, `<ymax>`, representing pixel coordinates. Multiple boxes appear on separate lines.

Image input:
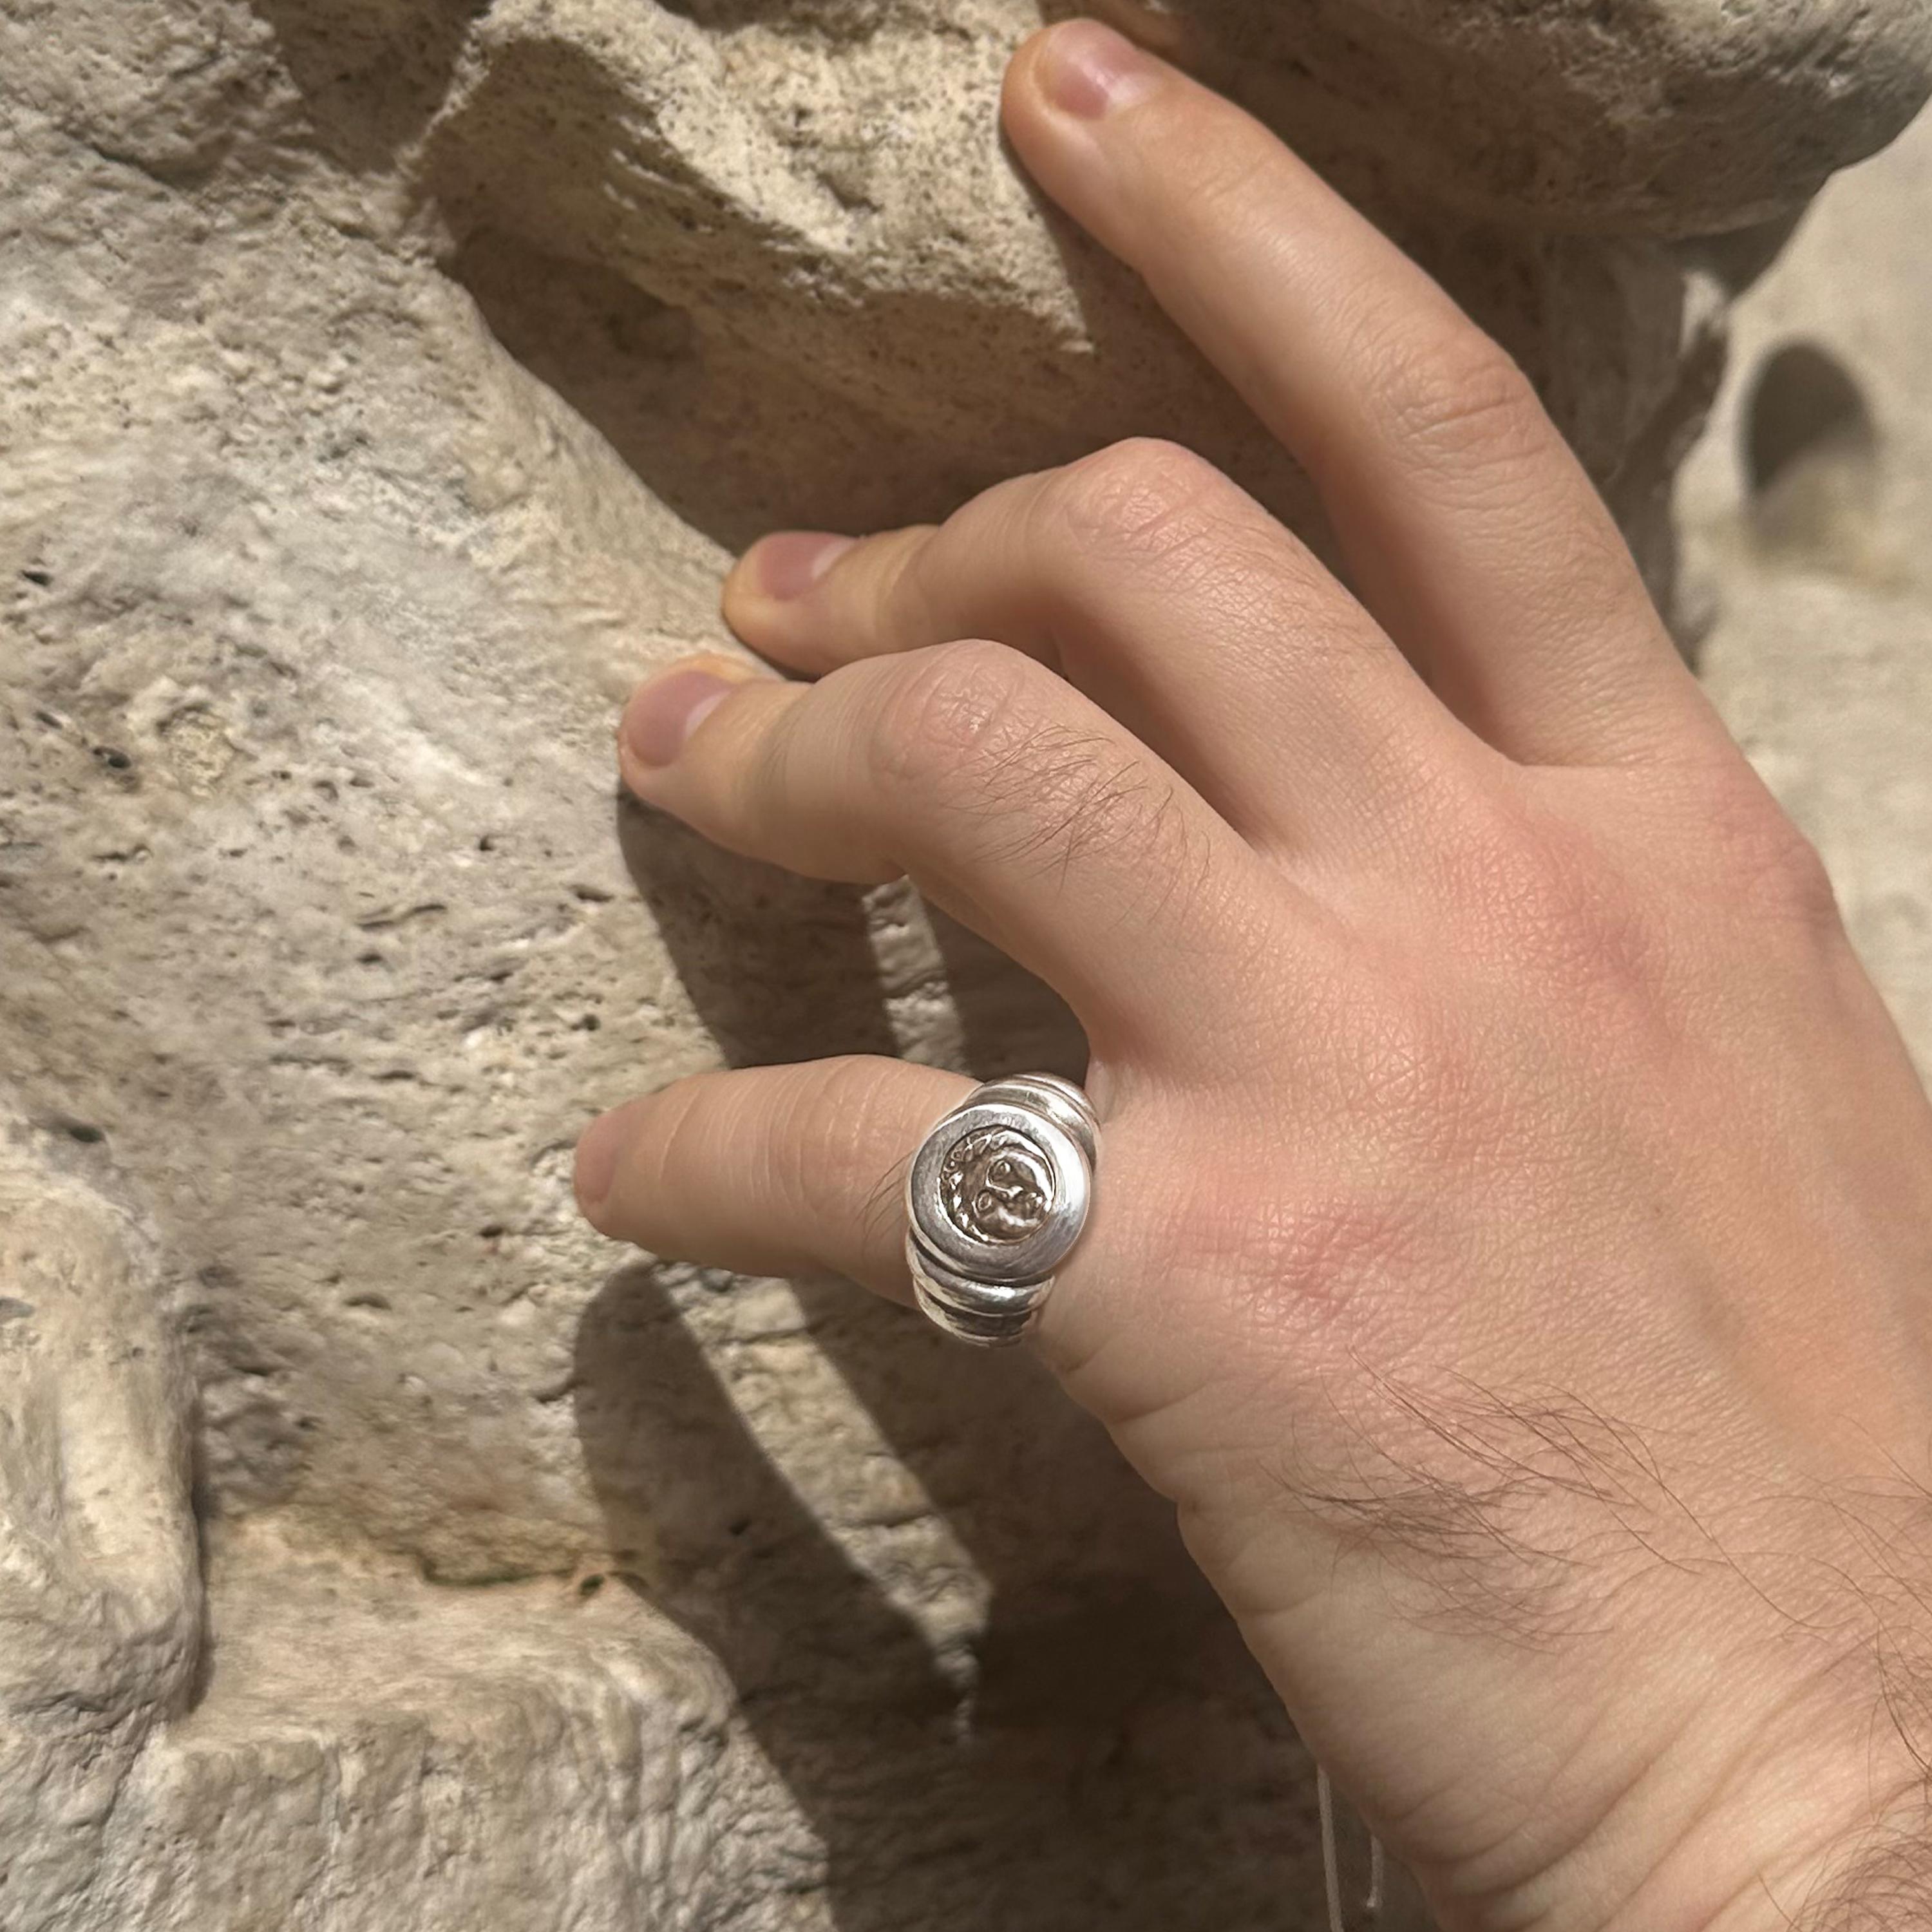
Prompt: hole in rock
<box><xmin>1741</xmin><ymin>339</ymin><xmax>1881</xmax><ymax>568</ymax></box>
<box><xmin>1746</xmin><ymin>341</ymin><xmax>1876</xmax><ymax>493</ymax></box>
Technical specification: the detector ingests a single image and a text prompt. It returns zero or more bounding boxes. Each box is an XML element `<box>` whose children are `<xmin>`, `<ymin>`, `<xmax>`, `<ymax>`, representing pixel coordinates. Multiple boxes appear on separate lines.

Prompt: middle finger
<box><xmin>722</xmin><ymin>439</ymin><xmax>1473</xmax><ymax>861</ymax></box>
<box><xmin>616</xmin><ymin>638</ymin><xmax>1285</xmax><ymax>1063</ymax></box>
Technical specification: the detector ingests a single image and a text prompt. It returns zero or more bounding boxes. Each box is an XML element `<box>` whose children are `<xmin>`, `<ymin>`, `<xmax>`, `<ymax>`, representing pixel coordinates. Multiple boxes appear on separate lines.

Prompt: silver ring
<box><xmin>904</xmin><ymin>1073</ymin><xmax>1098</xmax><ymax>1347</ymax></box>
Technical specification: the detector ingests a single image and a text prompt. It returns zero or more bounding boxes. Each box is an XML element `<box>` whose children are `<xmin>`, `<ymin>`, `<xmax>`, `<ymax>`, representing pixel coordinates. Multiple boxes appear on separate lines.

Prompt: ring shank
<box><xmin>906</xmin><ymin>1238</ymin><xmax>1051</xmax><ymax>1346</ymax></box>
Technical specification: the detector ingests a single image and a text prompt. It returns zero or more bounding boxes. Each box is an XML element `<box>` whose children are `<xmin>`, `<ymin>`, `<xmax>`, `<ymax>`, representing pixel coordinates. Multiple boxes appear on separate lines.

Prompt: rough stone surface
<box><xmin>1682</xmin><ymin>108</ymin><xmax>1932</xmax><ymax>1079</ymax></box>
<box><xmin>1</xmin><ymin>2</ymin><xmax>1929</xmax><ymax>1926</ymax></box>
<box><xmin>0</xmin><ymin>1119</ymin><xmax>201</xmax><ymax>1922</ymax></box>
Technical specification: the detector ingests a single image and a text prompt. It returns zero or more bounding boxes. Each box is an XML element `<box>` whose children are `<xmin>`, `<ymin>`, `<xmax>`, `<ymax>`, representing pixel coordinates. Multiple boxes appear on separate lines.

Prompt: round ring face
<box><xmin>907</xmin><ymin>1100</ymin><xmax>1090</xmax><ymax>1285</ymax></box>
<box><xmin>939</xmin><ymin>1126</ymin><xmax>1056</xmax><ymax>1244</ymax></box>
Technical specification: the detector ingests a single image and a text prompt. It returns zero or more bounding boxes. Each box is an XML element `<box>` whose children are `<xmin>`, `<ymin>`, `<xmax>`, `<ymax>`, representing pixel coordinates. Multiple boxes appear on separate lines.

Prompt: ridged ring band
<box><xmin>904</xmin><ymin>1074</ymin><xmax>1099</xmax><ymax>1346</ymax></box>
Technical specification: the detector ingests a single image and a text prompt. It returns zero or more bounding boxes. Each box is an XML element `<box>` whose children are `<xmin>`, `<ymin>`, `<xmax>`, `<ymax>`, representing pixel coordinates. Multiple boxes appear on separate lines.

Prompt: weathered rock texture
<box><xmin>2</xmin><ymin>2</ymin><xmax>1928</xmax><ymax>1926</ymax></box>
<box><xmin>1682</xmin><ymin>102</ymin><xmax>1932</xmax><ymax>1078</ymax></box>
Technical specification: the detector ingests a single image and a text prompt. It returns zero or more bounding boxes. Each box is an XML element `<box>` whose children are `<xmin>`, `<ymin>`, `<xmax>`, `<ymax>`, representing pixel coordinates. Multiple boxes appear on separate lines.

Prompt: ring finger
<box><xmin>575</xmin><ymin>1056</ymin><xmax>971</xmax><ymax>1294</ymax></box>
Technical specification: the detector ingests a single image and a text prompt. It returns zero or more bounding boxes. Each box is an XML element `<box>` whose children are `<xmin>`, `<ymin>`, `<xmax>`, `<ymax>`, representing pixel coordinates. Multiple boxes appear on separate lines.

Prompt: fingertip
<box><xmin>717</xmin><ymin>562</ymin><xmax>765</xmax><ymax>642</ymax></box>
<box><xmin>573</xmin><ymin>1102</ymin><xmax>634</xmax><ymax>1229</ymax></box>
<box><xmin>619</xmin><ymin>666</ymin><xmax>737</xmax><ymax>772</ymax></box>
<box><xmin>615</xmin><ymin>654</ymin><xmax>772</xmax><ymax>800</ymax></box>
<box><xmin>1002</xmin><ymin>19</ymin><xmax>1163</xmax><ymax>135</ymax></box>
<box><xmin>999</xmin><ymin>24</ymin><xmax>1070</xmax><ymax>153</ymax></box>
<box><xmin>1000</xmin><ymin>23</ymin><xmax>1056</xmax><ymax>117</ymax></box>
<box><xmin>722</xmin><ymin>534</ymin><xmax>860</xmax><ymax>669</ymax></box>
<box><xmin>728</xmin><ymin>531</ymin><xmax>856</xmax><ymax>610</ymax></box>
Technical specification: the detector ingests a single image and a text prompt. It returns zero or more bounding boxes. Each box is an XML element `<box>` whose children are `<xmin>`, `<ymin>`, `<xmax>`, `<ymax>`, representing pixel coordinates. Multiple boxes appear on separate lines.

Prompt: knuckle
<box><xmin>1519</xmin><ymin>844</ymin><xmax>1649</xmax><ymax>992</ymax></box>
<box><xmin>1700</xmin><ymin>773</ymin><xmax>1843</xmax><ymax>934</ymax></box>
<box><xmin>1208</xmin><ymin>1191</ymin><xmax>1421</xmax><ymax>1325</ymax></box>
<box><xmin>1172</xmin><ymin>1132</ymin><xmax>1438</xmax><ymax>1337</ymax></box>
<box><xmin>636</xmin><ymin>1075</ymin><xmax>705</xmax><ymax>1175</ymax></box>
<box><xmin>1767</xmin><ymin>832</ymin><xmax>1842</xmax><ymax>934</ymax></box>
<box><xmin>1444</xmin><ymin>772</ymin><xmax>1845</xmax><ymax>1012</ymax></box>
<box><xmin>864</xmin><ymin>638</ymin><xmax>1036</xmax><ymax>797</ymax></box>
<box><xmin>1179</xmin><ymin>127</ymin><xmax>1279</xmax><ymax>228</ymax></box>
<box><xmin>1439</xmin><ymin>789</ymin><xmax>1665</xmax><ymax>1007</ymax></box>
<box><xmin>1013</xmin><ymin>732</ymin><xmax>1190</xmax><ymax>884</ymax></box>
<box><xmin>863</xmin><ymin>639</ymin><xmax>1189</xmax><ymax>881</ymax></box>
<box><xmin>1043</xmin><ymin>437</ymin><xmax>1231</xmax><ymax>563</ymax></box>
<box><xmin>1365</xmin><ymin>316</ymin><xmax>1552</xmax><ymax>480</ymax></box>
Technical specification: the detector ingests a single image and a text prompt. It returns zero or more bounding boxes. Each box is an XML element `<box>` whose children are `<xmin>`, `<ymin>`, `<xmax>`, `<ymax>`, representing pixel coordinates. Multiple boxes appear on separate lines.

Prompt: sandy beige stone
<box><xmin>1684</xmin><ymin>108</ymin><xmax>1932</xmax><ymax>1078</ymax></box>
<box><xmin>2</xmin><ymin>1</ymin><xmax>1928</xmax><ymax>1924</ymax></box>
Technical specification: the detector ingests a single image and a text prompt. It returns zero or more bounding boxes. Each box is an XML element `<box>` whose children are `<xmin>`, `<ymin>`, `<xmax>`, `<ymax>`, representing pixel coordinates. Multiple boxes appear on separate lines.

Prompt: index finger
<box><xmin>1000</xmin><ymin>21</ymin><xmax>1719</xmax><ymax>770</ymax></box>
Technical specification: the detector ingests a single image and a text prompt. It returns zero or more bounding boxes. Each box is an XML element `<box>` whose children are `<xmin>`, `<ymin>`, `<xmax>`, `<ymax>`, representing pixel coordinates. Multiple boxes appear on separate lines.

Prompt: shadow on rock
<box><xmin>616</xmin><ymin>795</ymin><xmax>900</xmax><ymax>1068</ymax></box>
<box><xmin>573</xmin><ymin>1262</ymin><xmax>1315</xmax><ymax>1931</ymax></box>
<box><xmin>616</xmin><ymin>791</ymin><xmax>1088</xmax><ymax>1080</ymax></box>
<box><xmin>249</xmin><ymin>0</ymin><xmax>491</xmax><ymax>173</ymax></box>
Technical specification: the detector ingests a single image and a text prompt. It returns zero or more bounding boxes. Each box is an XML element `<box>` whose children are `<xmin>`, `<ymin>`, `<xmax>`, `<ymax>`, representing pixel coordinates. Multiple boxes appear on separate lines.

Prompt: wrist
<box><xmin>1583</xmin><ymin>1682</ymin><xmax>1929</xmax><ymax>1932</ymax></box>
<box><xmin>1698</xmin><ymin>1774</ymin><xmax>1931</xmax><ymax>1932</ymax></box>
<box><xmin>1383</xmin><ymin>1592</ymin><xmax>1932</xmax><ymax>1932</ymax></box>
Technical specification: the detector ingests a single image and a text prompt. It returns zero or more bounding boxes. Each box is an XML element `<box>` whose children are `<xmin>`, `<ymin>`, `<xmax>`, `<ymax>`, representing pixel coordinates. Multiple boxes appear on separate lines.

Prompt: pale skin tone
<box><xmin>572</xmin><ymin>21</ymin><xmax>1932</xmax><ymax>1929</ymax></box>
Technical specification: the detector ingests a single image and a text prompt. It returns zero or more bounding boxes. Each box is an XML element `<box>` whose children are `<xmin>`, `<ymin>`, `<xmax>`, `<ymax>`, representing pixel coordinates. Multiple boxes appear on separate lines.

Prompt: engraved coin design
<box><xmin>939</xmin><ymin>1125</ymin><xmax>1055</xmax><ymax>1244</ymax></box>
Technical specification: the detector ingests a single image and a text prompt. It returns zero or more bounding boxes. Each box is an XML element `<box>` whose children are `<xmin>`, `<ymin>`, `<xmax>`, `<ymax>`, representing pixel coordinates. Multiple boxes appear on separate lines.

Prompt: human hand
<box><xmin>573</xmin><ymin>22</ymin><xmax>1932</xmax><ymax>1928</ymax></box>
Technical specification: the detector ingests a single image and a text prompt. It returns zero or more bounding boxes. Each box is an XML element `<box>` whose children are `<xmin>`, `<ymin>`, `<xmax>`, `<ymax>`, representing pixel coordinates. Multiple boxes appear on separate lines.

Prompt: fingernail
<box><xmin>1037</xmin><ymin>20</ymin><xmax>1158</xmax><ymax>119</ymax></box>
<box><xmin>622</xmin><ymin>668</ymin><xmax>735</xmax><ymax>768</ymax></box>
<box><xmin>744</xmin><ymin>531</ymin><xmax>855</xmax><ymax>601</ymax></box>
<box><xmin>574</xmin><ymin>1107</ymin><xmax>628</xmax><ymax>1217</ymax></box>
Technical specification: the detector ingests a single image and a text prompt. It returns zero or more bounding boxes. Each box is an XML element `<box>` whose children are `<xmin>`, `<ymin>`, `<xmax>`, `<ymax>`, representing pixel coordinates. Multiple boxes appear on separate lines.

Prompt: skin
<box><xmin>572</xmin><ymin>22</ymin><xmax>1932</xmax><ymax>1929</ymax></box>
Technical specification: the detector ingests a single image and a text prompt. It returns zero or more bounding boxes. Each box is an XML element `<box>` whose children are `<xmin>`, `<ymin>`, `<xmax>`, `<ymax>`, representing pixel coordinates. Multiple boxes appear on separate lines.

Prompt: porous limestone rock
<box><xmin>1</xmin><ymin>1</ymin><xmax>1927</xmax><ymax>1925</ymax></box>
<box><xmin>0</xmin><ymin>1119</ymin><xmax>201</xmax><ymax>1918</ymax></box>
<box><xmin>1683</xmin><ymin>104</ymin><xmax>1932</xmax><ymax>1079</ymax></box>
